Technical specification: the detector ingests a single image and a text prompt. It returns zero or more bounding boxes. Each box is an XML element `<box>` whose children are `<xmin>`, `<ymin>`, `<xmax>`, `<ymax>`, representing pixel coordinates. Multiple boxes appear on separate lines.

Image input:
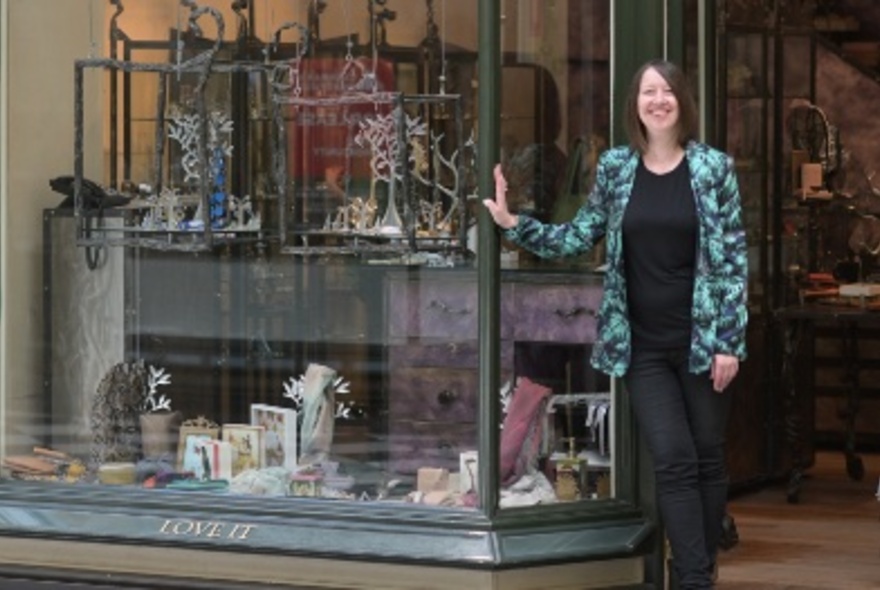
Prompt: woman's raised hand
<box><xmin>483</xmin><ymin>164</ymin><xmax>519</xmax><ymax>230</ymax></box>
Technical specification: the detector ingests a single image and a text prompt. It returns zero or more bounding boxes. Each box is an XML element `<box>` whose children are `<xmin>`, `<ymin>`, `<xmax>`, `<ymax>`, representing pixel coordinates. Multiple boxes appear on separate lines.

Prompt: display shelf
<box><xmin>93</xmin><ymin>4</ymin><xmax>473</xmax><ymax>257</ymax></box>
<box><xmin>718</xmin><ymin>1</ymin><xmax>778</xmax><ymax>489</ymax></box>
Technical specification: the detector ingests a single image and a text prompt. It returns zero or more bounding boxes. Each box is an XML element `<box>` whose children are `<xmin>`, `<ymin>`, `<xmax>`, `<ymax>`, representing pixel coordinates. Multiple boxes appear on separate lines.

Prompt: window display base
<box><xmin>0</xmin><ymin>538</ymin><xmax>645</xmax><ymax>590</ymax></box>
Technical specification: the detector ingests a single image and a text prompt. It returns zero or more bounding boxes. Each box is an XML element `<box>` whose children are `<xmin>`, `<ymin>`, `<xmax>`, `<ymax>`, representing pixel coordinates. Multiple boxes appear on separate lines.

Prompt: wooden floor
<box><xmin>716</xmin><ymin>450</ymin><xmax>880</xmax><ymax>590</ymax></box>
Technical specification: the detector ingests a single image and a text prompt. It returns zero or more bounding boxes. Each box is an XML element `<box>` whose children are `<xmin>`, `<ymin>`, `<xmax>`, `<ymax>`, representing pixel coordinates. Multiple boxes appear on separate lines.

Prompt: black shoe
<box><xmin>718</xmin><ymin>512</ymin><xmax>739</xmax><ymax>550</ymax></box>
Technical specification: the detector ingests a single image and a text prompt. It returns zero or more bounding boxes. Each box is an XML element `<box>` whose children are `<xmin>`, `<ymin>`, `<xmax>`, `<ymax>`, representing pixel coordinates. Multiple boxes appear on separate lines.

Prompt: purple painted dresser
<box><xmin>384</xmin><ymin>270</ymin><xmax>604</xmax><ymax>475</ymax></box>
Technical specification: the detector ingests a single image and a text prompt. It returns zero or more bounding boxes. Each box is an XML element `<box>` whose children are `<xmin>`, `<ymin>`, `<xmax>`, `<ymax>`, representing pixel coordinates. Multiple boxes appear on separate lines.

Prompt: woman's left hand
<box><xmin>710</xmin><ymin>354</ymin><xmax>739</xmax><ymax>392</ymax></box>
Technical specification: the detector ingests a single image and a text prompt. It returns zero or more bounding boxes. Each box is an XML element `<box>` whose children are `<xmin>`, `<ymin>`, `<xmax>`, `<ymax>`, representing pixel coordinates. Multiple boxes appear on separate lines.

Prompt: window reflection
<box><xmin>7</xmin><ymin>0</ymin><xmax>612</xmax><ymax>514</ymax></box>
<box><xmin>497</xmin><ymin>0</ymin><xmax>612</xmax><ymax>507</ymax></box>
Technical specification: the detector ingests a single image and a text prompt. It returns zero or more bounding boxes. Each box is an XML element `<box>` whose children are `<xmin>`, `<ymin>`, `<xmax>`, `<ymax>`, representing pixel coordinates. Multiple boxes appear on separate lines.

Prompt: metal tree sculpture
<box><xmin>167</xmin><ymin>111</ymin><xmax>233</xmax><ymax>184</ymax></box>
<box><xmin>410</xmin><ymin>132</ymin><xmax>462</xmax><ymax>235</ymax></box>
<box><xmin>354</xmin><ymin>106</ymin><xmax>426</xmax><ymax>234</ymax></box>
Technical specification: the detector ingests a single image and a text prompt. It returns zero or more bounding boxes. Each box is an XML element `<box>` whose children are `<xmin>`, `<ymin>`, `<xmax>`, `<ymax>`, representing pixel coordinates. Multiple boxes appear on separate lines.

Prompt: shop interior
<box><xmin>717</xmin><ymin>0</ymin><xmax>880</xmax><ymax>501</ymax></box>
<box><xmin>713</xmin><ymin>7</ymin><xmax>880</xmax><ymax>587</ymax></box>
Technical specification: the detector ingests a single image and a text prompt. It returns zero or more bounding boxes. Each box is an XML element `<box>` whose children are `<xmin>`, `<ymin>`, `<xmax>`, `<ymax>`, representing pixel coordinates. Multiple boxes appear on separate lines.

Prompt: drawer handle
<box><xmin>554</xmin><ymin>306</ymin><xmax>594</xmax><ymax>319</ymax></box>
<box><xmin>437</xmin><ymin>441</ymin><xmax>455</xmax><ymax>457</ymax></box>
<box><xmin>428</xmin><ymin>299</ymin><xmax>472</xmax><ymax>316</ymax></box>
<box><xmin>437</xmin><ymin>389</ymin><xmax>458</xmax><ymax>406</ymax></box>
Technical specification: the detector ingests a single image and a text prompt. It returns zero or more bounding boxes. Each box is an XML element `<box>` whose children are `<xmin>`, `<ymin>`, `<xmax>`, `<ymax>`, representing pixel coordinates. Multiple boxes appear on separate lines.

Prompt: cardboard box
<box><xmin>801</xmin><ymin>163</ymin><xmax>824</xmax><ymax>192</ymax></box>
<box><xmin>417</xmin><ymin>467</ymin><xmax>450</xmax><ymax>493</ymax></box>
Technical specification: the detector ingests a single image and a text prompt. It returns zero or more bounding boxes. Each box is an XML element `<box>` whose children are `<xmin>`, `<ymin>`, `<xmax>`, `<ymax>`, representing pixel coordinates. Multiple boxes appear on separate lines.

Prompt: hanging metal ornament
<box><xmin>308</xmin><ymin>0</ymin><xmax>328</xmax><ymax>47</ymax></box>
<box><xmin>338</xmin><ymin>0</ymin><xmax>357</xmax><ymax>229</ymax></box>
<box><xmin>340</xmin><ymin>0</ymin><xmax>371</xmax><ymax>93</ymax></box>
<box><xmin>368</xmin><ymin>0</ymin><xmax>396</xmax><ymax>49</ymax></box>
<box><xmin>231</xmin><ymin>0</ymin><xmax>248</xmax><ymax>45</ymax></box>
<box><xmin>267</xmin><ymin>21</ymin><xmax>310</xmax><ymax>96</ymax></box>
<box><xmin>439</xmin><ymin>0</ymin><xmax>448</xmax><ymax>94</ymax></box>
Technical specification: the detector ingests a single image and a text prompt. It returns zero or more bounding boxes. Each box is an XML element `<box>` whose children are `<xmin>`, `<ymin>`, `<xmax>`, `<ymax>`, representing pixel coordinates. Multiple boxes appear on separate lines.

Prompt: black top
<box><xmin>622</xmin><ymin>157</ymin><xmax>697</xmax><ymax>350</ymax></box>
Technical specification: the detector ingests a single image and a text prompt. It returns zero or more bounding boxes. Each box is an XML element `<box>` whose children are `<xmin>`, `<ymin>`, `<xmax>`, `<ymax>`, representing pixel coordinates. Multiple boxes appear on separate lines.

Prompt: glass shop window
<box><xmin>7</xmin><ymin>0</ymin><xmax>611</xmax><ymax>512</ymax></box>
<box><xmin>496</xmin><ymin>0</ymin><xmax>612</xmax><ymax>508</ymax></box>
<box><xmin>23</xmin><ymin>0</ymin><xmax>482</xmax><ymax>508</ymax></box>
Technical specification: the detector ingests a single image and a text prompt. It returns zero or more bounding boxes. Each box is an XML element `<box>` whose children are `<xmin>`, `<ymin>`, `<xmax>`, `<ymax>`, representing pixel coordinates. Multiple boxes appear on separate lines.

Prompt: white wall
<box><xmin>0</xmin><ymin>0</ymin><xmax>7</xmax><ymax>457</ymax></box>
<box><xmin>1</xmin><ymin>0</ymin><xmax>104</xmax><ymax>453</ymax></box>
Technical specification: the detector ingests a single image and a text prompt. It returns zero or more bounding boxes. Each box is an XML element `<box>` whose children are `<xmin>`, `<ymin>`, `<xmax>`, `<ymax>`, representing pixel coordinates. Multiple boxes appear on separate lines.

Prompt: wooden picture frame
<box><xmin>176</xmin><ymin>425</ymin><xmax>220</xmax><ymax>478</ymax></box>
<box><xmin>250</xmin><ymin>404</ymin><xmax>298</xmax><ymax>471</ymax></box>
<box><xmin>221</xmin><ymin>423</ymin><xmax>266</xmax><ymax>476</ymax></box>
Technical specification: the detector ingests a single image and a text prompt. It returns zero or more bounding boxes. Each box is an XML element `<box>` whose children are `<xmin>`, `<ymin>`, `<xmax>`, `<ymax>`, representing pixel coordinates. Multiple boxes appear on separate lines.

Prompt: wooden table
<box><xmin>774</xmin><ymin>303</ymin><xmax>876</xmax><ymax>502</ymax></box>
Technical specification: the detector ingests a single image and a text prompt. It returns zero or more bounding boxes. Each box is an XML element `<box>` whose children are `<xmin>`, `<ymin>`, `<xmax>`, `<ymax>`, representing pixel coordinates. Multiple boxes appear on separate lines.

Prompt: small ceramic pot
<box><xmin>139</xmin><ymin>411</ymin><xmax>183</xmax><ymax>459</ymax></box>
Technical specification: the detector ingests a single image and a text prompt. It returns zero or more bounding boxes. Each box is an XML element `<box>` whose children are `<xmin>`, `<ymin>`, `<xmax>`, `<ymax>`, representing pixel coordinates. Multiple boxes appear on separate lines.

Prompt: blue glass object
<box><xmin>210</xmin><ymin>146</ymin><xmax>227</xmax><ymax>229</ymax></box>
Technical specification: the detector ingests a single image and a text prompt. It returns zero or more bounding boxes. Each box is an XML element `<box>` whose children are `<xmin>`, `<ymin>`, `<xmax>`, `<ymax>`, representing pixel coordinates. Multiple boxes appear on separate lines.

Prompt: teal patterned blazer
<box><xmin>505</xmin><ymin>141</ymin><xmax>748</xmax><ymax>377</ymax></box>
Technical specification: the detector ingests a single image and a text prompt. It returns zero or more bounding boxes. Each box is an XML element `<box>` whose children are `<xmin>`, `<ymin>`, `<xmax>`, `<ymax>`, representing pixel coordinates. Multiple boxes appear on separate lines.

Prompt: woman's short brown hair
<box><xmin>623</xmin><ymin>59</ymin><xmax>699</xmax><ymax>153</ymax></box>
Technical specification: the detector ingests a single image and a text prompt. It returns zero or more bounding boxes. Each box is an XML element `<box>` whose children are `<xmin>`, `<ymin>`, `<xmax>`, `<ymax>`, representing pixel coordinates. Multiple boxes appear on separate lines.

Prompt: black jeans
<box><xmin>624</xmin><ymin>346</ymin><xmax>733</xmax><ymax>590</ymax></box>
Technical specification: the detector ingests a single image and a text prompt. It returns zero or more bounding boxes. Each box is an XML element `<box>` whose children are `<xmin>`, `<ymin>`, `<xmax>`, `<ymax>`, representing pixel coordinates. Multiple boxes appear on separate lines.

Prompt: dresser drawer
<box><xmin>388</xmin><ymin>341</ymin><xmax>514</xmax><ymax>370</ymax></box>
<box><xmin>387</xmin><ymin>420</ymin><xmax>477</xmax><ymax>475</ymax></box>
<box><xmin>511</xmin><ymin>283</ymin><xmax>602</xmax><ymax>343</ymax></box>
<box><xmin>387</xmin><ymin>276</ymin><xmax>514</xmax><ymax>341</ymax></box>
<box><xmin>388</xmin><ymin>341</ymin><xmax>479</xmax><ymax>369</ymax></box>
<box><xmin>389</xmin><ymin>367</ymin><xmax>478</xmax><ymax>422</ymax></box>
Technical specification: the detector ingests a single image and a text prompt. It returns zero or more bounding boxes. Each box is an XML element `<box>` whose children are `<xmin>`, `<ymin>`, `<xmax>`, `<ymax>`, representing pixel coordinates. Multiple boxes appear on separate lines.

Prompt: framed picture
<box><xmin>221</xmin><ymin>423</ymin><xmax>265</xmax><ymax>476</ymax></box>
<box><xmin>176</xmin><ymin>425</ymin><xmax>220</xmax><ymax>479</ymax></box>
<box><xmin>250</xmin><ymin>404</ymin><xmax>298</xmax><ymax>471</ymax></box>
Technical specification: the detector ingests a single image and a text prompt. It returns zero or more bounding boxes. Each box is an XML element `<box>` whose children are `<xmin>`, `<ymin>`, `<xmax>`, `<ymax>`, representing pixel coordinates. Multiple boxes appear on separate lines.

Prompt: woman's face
<box><xmin>637</xmin><ymin>66</ymin><xmax>679</xmax><ymax>140</ymax></box>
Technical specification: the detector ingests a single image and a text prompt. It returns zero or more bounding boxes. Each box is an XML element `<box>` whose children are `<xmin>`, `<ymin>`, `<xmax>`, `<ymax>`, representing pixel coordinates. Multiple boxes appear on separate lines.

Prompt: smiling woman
<box><xmin>485</xmin><ymin>58</ymin><xmax>747</xmax><ymax>588</ymax></box>
<box><xmin>624</xmin><ymin>59</ymin><xmax>699</xmax><ymax>158</ymax></box>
